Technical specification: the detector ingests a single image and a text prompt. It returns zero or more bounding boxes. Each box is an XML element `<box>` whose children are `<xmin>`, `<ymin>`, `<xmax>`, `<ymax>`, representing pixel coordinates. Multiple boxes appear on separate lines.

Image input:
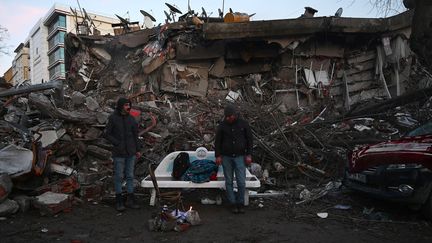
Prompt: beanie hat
<box><xmin>224</xmin><ymin>104</ymin><xmax>238</xmax><ymax>116</ymax></box>
<box><xmin>116</xmin><ymin>97</ymin><xmax>131</xmax><ymax>111</ymax></box>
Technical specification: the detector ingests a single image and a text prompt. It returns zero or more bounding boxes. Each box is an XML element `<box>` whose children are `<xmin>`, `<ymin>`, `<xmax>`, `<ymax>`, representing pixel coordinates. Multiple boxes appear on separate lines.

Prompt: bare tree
<box><xmin>369</xmin><ymin>0</ymin><xmax>404</xmax><ymax>16</ymax></box>
<box><xmin>409</xmin><ymin>0</ymin><xmax>432</xmax><ymax>73</ymax></box>
<box><xmin>0</xmin><ymin>25</ymin><xmax>10</xmax><ymax>56</ymax></box>
<box><xmin>369</xmin><ymin>0</ymin><xmax>432</xmax><ymax>73</ymax></box>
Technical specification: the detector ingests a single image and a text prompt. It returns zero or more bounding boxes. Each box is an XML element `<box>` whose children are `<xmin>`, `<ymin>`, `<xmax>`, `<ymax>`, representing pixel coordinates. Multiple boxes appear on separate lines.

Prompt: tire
<box><xmin>422</xmin><ymin>192</ymin><xmax>432</xmax><ymax>220</ymax></box>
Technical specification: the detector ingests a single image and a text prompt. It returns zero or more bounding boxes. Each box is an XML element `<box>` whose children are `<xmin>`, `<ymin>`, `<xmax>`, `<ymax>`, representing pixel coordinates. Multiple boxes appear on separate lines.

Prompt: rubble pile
<box><xmin>1</xmin><ymin>9</ymin><xmax>432</xmax><ymax>217</ymax></box>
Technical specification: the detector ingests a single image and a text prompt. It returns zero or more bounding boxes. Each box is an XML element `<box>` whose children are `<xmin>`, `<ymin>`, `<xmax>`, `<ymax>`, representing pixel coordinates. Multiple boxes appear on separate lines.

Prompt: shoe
<box><xmin>237</xmin><ymin>204</ymin><xmax>245</xmax><ymax>214</ymax></box>
<box><xmin>201</xmin><ymin>198</ymin><xmax>216</xmax><ymax>205</ymax></box>
<box><xmin>215</xmin><ymin>195</ymin><xmax>222</xmax><ymax>205</ymax></box>
<box><xmin>231</xmin><ymin>204</ymin><xmax>239</xmax><ymax>214</ymax></box>
<box><xmin>125</xmin><ymin>193</ymin><xmax>141</xmax><ymax>209</ymax></box>
<box><xmin>115</xmin><ymin>194</ymin><xmax>125</xmax><ymax>212</ymax></box>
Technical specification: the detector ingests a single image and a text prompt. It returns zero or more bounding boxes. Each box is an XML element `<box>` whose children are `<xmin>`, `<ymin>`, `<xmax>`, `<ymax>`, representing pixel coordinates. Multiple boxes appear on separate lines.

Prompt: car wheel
<box><xmin>422</xmin><ymin>192</ymin><xmax>432</xmax><ymax>220</ymax></box>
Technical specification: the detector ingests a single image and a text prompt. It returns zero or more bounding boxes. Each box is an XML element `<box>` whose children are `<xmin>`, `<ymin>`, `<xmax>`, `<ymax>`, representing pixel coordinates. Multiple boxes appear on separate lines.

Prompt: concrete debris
<box><xmin>35</xmin><ymin>127</ymin><xmax>66</xmax><ymax>148</ymax></box>
<box><xmin>50</xmin><ymin>163</ymin><xmax>75</xmax><ymax>176</ymax></box>
<box><xmin>13</xmin><ymin>195</ymin><xmax>32</xmax><ymax>213</ymax></box>
<box><xmin>90</xmin><ymin>47</ymin><xmax>112</xmax><ymax>65</ymax></box>
<box><xmin>1</xmin><ymin>7</ymin><xmax>432</xmax><ymax>218</ymax></box>
<box><xmin>85</xmin><ymin>97</ymin><xmax>100</xmax><ymax>111</ymax></box>
<box><xmin>0</xmin><ymin>145</ymin><xmax>33</xmax><ymax>177</ymax></box>
<box><xmin>34</xmin><ymin>192</ymin><xmax>73</xmax><ymax>215</ymax></box>
<box><xmin>71</xmin><ymin>91</ymin><xmax>87</xmax><ymax>106</ymax></box>
<box><xmin>0</xmin><ymin>199</ymin><xmax>19</xmax><ymax>216</ymax></box>
<box><xmin>0</xmin><ymin>173</ymin><xmax>13</xmax><ymax>202</ymax></box>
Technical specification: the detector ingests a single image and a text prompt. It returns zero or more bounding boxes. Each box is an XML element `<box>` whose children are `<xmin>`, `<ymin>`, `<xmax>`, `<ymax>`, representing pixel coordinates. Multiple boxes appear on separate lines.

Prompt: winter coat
<box><xmin>214</xmin><ymin>117</ymin><xmax>253</xmax><ymax>157</ymax></box>
<box><xmin>105</xmin><ymin>110</ymin><xmax>140</xmax><ymax>158</ymax></box>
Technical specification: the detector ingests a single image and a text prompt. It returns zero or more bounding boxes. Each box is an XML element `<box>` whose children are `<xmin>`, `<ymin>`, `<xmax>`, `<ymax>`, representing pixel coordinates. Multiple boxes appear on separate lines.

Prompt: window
<box><xmin>48</xmin><ymin>15</ymin><xmax>67</xmax><ymax>34</ymax></box>
<box><xmin>48</xmin><ymin>31</ymin><xmax>65</xmax><ymax>50</ymax></box>
<box><xmin>58</xmin><ymin>15</ymin><xmax>66</xmax><ymax>28</ymax></box>
<box><xmin>48</xmin><ymin>48</ymin><xmax>64</xmax><ymax>66</ymax></box>
<box><xmin>49</xmin><ymin>63</ymin><xmax>65</xmax><ymax>79</ymax></box>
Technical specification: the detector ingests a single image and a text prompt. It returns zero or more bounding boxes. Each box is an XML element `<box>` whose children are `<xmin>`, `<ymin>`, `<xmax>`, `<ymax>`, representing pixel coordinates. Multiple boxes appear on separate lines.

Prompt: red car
<box><xmin>344</xmin><ymin>122</ymin><xmax>432</xmax><ymax>218</ymax></box>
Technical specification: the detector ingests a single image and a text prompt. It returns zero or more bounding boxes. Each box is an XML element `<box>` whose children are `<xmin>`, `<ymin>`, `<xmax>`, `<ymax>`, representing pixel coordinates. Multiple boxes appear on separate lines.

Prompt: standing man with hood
<box><xmin>105</xmin><ymin>97</ymin><xmax>141</xmax><ymax>211</ymax></box>
<box><xmin>215</xmin><ymin>103</ymin><xmax>253</xmax><ymax>213</ymax></box>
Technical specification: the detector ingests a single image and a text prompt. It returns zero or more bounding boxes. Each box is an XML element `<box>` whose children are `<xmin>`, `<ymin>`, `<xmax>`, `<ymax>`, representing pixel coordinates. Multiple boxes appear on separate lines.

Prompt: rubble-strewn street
<box><xmin>1</xmin><ymin>1</ymin><xmax>432</xmax><ymax>242</ymax></box>
<box><xmin>1</xmin><ymin>192</ymin><xmax>432</xmax><ymax>242</ymax></box>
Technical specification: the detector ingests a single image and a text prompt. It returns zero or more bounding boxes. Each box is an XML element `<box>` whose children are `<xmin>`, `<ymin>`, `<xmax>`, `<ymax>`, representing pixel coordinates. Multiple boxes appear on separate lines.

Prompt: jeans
<box><xmin>113</xmin><ymin>156</ymin><xmax>136</xmax><ymax>194</ymax></box>
<box><xmin>222</xmin><ymin>155</ymin><xmax>246</xmax><ymax>205</ymax></box>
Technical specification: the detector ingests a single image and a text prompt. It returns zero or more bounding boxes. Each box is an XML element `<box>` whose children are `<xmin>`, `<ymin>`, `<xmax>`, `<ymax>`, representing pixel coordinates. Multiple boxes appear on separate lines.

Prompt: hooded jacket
<box><xmin>105</xmin><ymin>98</ymin><xmax>140</xmax><ymax>157</ymax></box>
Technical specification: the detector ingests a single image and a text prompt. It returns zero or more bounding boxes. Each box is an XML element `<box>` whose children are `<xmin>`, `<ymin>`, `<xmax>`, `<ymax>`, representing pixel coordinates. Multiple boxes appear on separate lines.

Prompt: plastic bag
<box><xmin>185</xmin><ymin>209</ymin><xmax>201</xmax><ymax>225</ymax></box>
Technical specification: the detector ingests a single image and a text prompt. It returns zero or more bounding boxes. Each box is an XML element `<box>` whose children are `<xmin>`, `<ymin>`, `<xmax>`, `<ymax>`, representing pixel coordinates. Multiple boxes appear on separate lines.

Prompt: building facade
<box><xmin>23</xmin><ymin>4</ymin><xmax>117</xmax><ymax>84</ymax></box>
<box><xmin>3</xmin><ymin>67</ymin><xmax>13</xmax><ymax>85</ymax></box>
<box><xmin>11</xmin><ymin>43</ymin><xmax>30</xmax><ymax>86</ymax></box>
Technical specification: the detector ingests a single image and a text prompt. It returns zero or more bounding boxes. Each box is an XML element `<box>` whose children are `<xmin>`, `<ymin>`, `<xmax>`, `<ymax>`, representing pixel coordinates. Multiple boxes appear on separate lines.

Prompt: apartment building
<box><xmin>3</xmin><ymin>67</ymin><xmax>13</xmax><ymax>85</ymax></box>
<box><xmin>11</xmin><ymin>43</ymin><xmax>30</xmax><ymax>86</ymax></box>
<box><xmin>24</xmin><ymin>4</ymin><xmax>118</xmax><ymax>84</ymax></box>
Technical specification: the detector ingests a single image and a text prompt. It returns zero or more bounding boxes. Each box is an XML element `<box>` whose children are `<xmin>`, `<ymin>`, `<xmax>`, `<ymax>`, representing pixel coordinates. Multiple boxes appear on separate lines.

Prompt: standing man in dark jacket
<box><xmin>215</xmin><ymin>104</ymin><xmax>253</xmax><ymax>214</ymax></box>
<box><xmin>105</xmin><ymin>97</ymin><xmax>141</xmax><ymax>211</ymax></box>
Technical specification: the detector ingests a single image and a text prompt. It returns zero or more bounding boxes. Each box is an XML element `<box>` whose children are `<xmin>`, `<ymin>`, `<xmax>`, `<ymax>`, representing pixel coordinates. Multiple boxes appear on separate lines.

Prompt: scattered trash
<box><xmin>334</xmin><ymin>204</ymin><xmax>352</xmax><ymax>210</ymax></box>
<box><xmin>317</xmin><ymin>212</ymin><xmax>328</xmax><ymax>218</ymax></box>
<box><xmin>249</xmin><ymin>190</ymin><xmax>290</xmax><ymax>198</ymax></box>
<box><xmin>296</xmin><ymin>181</ymin><xmax>342</xmax><ymax>205</ymax></box>
<box><xmin>362</xmin><ymin>207</ymin><xmax>390</xmax><ymax>221</ymax></box>
<box><xmin>185</xmin><ymin>207</ymin><xmax>201</xmax><ymax>226</ymax></box>
<box><xmin>0</xmin><ymin>5</ymin><xmax>429</xmax><ymax>224</ymax></box>
<box><xmin>174</xmin><ymin>223</ymin><xmax>191</xmax><ymax>232</ymax></box>
<box><xmin>249</xmin><ymin>163</ymin><xmax>263</xmax><ymax>178</ymax></box>
<box><xmin>395</xmin><ymin>113</ymin><xmax>418</xmax><ymax>128</ymax></box>
<box><xmin>299</xmin><ymin>189</ymin><xmax>311</xmax><ymax>201</ymax></box>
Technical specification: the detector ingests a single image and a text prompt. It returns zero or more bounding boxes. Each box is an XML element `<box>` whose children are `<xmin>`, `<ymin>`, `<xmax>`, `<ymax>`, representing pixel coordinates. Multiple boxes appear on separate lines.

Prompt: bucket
<box><xmin>224</xmin><ymin>13</ymin><xmax>250</xmax><ymax>23</ymax></box>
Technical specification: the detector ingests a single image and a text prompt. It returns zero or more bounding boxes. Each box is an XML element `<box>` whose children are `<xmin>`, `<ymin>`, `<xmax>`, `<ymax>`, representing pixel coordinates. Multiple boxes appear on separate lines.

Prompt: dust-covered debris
<box><xmin>0</xmin><ymin>7</ymin><xmax>431</xmax><ymax>224</ymax></box>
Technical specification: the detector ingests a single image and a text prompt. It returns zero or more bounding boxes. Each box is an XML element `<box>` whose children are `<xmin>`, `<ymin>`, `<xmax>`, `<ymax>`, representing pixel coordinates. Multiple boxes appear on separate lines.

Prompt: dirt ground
<box><xmin>1</xmin><ymin>187</ymin><xmax>432</xmax><ymax>243</ymax></box>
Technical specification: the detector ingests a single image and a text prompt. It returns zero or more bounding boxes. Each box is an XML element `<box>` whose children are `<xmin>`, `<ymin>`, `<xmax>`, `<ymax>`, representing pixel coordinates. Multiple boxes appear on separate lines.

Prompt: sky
<box><xmin>0</xmin><ymin>0</ymin><xmax>406</xmax><ymax>75</ymax></box>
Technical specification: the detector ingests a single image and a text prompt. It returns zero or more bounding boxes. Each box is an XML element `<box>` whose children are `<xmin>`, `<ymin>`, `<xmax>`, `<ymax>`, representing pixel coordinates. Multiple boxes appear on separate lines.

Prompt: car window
<box><xmin>406</xmin><ymin>122</ymin><xmax>432</xmax><ymax>137</ymax></box>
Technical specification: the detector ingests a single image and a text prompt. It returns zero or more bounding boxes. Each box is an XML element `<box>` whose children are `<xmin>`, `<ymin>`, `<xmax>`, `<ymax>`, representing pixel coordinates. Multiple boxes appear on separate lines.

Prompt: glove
<box><xmin>244</xmin><ymin>155</ymin><xmax>252</xmax><ymax>165</ymax></box>
<box><xmin>215</xmin><ymin>156</ymin><xmax>222</xmax><ymax>166</ymax></box>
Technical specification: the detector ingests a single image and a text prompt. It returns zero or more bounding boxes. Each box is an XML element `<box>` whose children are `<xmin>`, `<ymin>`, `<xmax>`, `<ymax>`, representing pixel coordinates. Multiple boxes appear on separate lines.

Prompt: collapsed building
<box><xmin>67</xmin><ymin>10</ymin><xmax>417</xmax><ymax>110</ymax></box>
<box><xmin>1</xmin><ymin>9</ymin><xmax>432</xmax><ymax>216</ymax></box>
